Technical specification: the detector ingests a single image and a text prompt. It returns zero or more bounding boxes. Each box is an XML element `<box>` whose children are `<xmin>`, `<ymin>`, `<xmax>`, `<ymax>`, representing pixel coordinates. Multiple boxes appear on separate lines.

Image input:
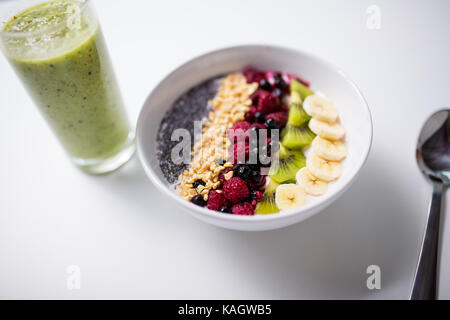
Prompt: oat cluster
<box><xmin>177</xmin><ymin>73</ymin><xmax>258</xmax><ymax>201</ymax></box>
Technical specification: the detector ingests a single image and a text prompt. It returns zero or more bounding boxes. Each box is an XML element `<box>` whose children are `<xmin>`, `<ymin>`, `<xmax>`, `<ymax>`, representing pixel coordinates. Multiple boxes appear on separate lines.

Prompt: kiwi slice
<box><xmin>268</xmin><ymin>144</ymin><xmax>306</xmax><ymax>183</ymax></box>
<box><xmin>290</xmin><ymin>79</ymin><xmax>314</xmax><ymax>99</ymax></box>
<box><xmin>281</xmin><ymin>124</ymin><xmax>316</xmax><ymax>149</ymax></box>
<box><xmin>255</xmin><ymin>179</ymin><xmax>280</xmax><ymax>214</ymax></box>
<box><xmin>288</xmin><ymin>92</ymin><xmax>311</xmax><ymax>127</ymax></box>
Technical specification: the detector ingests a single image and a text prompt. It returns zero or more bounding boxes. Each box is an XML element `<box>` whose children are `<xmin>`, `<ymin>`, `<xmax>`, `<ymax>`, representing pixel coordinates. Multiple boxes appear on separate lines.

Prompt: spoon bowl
<box><xmin>417</xmin><ymin>109</ymin><xmax>450</xmax><ymax>184</ymax></box>
<box><xmin>412</xmin><ymin>109</ymin><xmax>450</xmax><ymax>299</ymax></box>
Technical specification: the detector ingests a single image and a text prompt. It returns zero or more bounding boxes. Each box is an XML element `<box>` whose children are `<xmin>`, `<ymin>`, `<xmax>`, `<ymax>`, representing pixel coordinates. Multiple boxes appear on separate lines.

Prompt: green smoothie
<box><xmin>1</xmin><ymin>0</ymin><xmax>131</xmax><ymax>161</ymax></box>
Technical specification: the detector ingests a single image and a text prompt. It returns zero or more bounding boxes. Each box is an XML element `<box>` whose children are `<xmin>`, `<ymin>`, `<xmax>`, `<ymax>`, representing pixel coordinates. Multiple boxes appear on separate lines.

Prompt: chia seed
<box><xmin>156</xmin><ymin>76</ymin><xmax>222</xmax><ymax>184</ymax></box>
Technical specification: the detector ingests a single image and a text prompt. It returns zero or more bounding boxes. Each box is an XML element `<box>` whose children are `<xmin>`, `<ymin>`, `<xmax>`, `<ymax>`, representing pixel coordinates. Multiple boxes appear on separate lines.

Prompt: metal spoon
<box><xmin>412</xmin><ymin>109</ymin><xmax>450</xmax><ymax>299</ymax></box>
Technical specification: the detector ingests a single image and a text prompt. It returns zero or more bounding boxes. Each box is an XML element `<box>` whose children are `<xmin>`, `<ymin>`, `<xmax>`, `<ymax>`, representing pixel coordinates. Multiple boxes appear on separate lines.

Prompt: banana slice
<box><xmin>275</xmin><ymin>184</ymin><xmax>306</xmax><ymax>210</ymax></box>
<box><xmin>296</xmin><ymin>167</ymin><xmax>328</xmax><ymax>196</ymax></box>
<box><xmin>311</xmin><ymin>136</ymin><xmax>347</xmax><ymax>161</ymax></box>
<box><xmin>309</xmin><ymin>118</ymin><xmax>345</xmax><ymax>140</ymax></box>
<box><xmin>303</xmin><ymin>94</ymin><xmax>338</xmax><ymax>122</ymax></box>
<box><xmin>307</xmin><ymin>154</ymin><xmax>342</xmax><ymax>181</ymax></box>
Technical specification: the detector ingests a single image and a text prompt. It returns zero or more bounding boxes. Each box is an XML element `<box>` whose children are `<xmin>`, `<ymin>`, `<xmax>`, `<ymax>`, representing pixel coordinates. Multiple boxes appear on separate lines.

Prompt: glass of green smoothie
<box><xmin>0</xmin><ymin>0</ymin><xmax>135</xmax><ymax>174</ymax></box>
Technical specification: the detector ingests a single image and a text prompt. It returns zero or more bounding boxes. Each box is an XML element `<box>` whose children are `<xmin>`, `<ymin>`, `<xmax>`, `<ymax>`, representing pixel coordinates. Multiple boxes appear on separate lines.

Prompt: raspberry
<box><xmin>229</xmin><ymin>141</ymin><xmax>249</xmax><ymax>164</ymax></box>
<box><xmin>244</xmin><ymin>106</ymin><xmax>257</xmax><ymax>122</ymax></box>
<box><xmin>251</xmin><ymin>123</ymin><xmax>265</xmax><ymax>130</ymax></box>
<box><xmin>243</xmin><ymin>67</ymin><xmax>265</xmax><ymax>83</ymax></box>
<box><xmin>228</xmin><ymin>121</ymin><xmax>251</xmax><ymax>143</ymax></box>
<box><xmin>218</xmin><ymin>167</ymin><xmax>232</xmax><ymax>186</ymax></box>
<box><xmin>231</xmin><ymin>121</ymin><xmax>251</xmax><ymax>132</ymax></box>
<box><xmin>257</xmin><ymin>91</ymin><xmax>280</xmax><ymax>114</ymax></box>
<box><xmin>206</xmin><ymin>190</ymin><xmax>225</xmax><ymax>211</ymax></box>
<box><xmin>255</xmin><ymin>191</ymin><xmax>263</xmax><ymax>201</ymax></box>
<box><xmin>264</xmin><ymin>71</ymin><xmax>276</xmax><ymax>85</ymax></box>
<box><xmin>265</xmin><ymin>112</ymin><xmax>288</xmax><ymax>127</ymax></box>
<box><xmin>250</xmin><ymin>90</ymin><xmax>263</xmax><ymax>106</ymax></box>
<box><xmin>223</xmin><ymin>177</ymin><xmax>250</xmax><ymax>204</ymax></box>
<box><xmin>232</xmin><ymin>202</ymin><xmax>254</xmax><ymax>215</ymax></box>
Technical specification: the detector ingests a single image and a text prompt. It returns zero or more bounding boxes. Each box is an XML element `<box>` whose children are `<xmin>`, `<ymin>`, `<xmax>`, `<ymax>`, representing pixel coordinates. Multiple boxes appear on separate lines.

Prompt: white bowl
<box><xmin>136</xmin><ymin>45</ymin><xmax>372</xmax><ymax>231</ymax></box>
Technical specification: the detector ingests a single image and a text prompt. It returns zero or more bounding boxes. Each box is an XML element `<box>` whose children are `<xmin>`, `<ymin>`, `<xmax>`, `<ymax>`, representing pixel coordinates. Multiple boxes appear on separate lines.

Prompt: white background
<box><xmin>1</xmin><ymin>0</ymin><xmax>449</xmax><ymax>299</ymax></box>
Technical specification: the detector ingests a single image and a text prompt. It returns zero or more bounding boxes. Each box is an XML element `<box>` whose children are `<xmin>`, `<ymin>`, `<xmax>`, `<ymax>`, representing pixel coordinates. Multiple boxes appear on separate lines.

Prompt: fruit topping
<box><xmin>228</xmin><ymin>121</ymin><xmax>251</xmax><ymax>142</ymax></box>
<box><xmin>275</xmin><ymin>184</ymin><xmax>306</xmax><ymax>210</ymax></box>
<box><xmin>229</xmin><ymin>141</ymin><xmax>249</xmax><ymax>164</ymax></box>
<box><xmin>223</xmin><ymin>177</ymin><xmax>250</xmax><ymax>204</ymax></box>
<box><xmin>264</xmin><ymin>117</ymin><xmax>282</xmax><ymax>131</ymax></box>
<box><xmin>255</xmin><ymin>180</ymin><xmax>280</xmax><ymax>214</ymax></box>
<box><xmin>281</xmin><ymin>125</ymin><xmax>316</xmax><ymax>149</ymax></box>
<box><xmin>268</xmin><ymin>144</ymin><xmax>306</xmax><ymax>183</ymax></box>
<box><xmin>306</xmin><ymin>153</ymin><xmax>342</xmax><ymax>182</ymax></box>
<box><xmin>265</xmin><ymin>112</ymin><xmax>288</xmax><ymax>127</ymax></box>
<box><xmin>290</xmin><ymin>79</ymin><xmax>314</xmax><ymax>99</ymax></box>
<box><xmin>252</xmin><ymin>168</ymin><xmax>263</xmax><ymax>182</ymax></box>
<box><xmin>234</xmin><ymin>164</ymin><xmax>252</xmax><ymax>180</ymax></box>
<box><xmin>193</xmin><ymin>179</ymin><xmax>206</xmax><ymax>189</ymax></box>
<box><xmin>206</xmin><ymin>190</ymin><xmax>226</xmax><ymax>211</ymax></box>
<box><xmin>259</xmin><ymin>79</ymin><xmax>272</xmax><ymax>91</ymax></box>
<box><xmin>303</xmin><ymin>95</ymin><xmax>338</xmax><ymax>123</ymax></box>
<box><xmin>253</xmin><ymin>111</ymin><xmax>266</xmax><ymax>123</ymax></box>
<box><xmin>273</xmin><ymin>73</ymin><xmax>287</xmax><ymax>91</ymax></box>
<box><xmin>250</xmin><ymin>190</ymin><xmax>263</xmax><ymax>202</ymax></box>
<box><xmin>243</xmin><ymin>67</ymin><xmax>265</xmax><ymax>83</ymax></box>
<box><xmin>296</xmin><ymin>167</ymin><xmax>328</xmax><ymax>196</ymax></box>
<box><xmin>311</xmin><ymin>136</ymin><xmax>347</xmax><ymax>161</ymax></box>
<box><xmin>219</xmin><ymin>206</ymin><xmax>232</xmax><ymax>214</ymax></box>
<box><xmin>191</xmin><ymin>194</ymin><xmax>207</xmax><ymax>207</ymax></box>
<box><xmin>308</xmin><ymin>118</ymin><xmax>345</xmax><ymax>140</ymax></box>
<box><xmin>245</xmin><ymin>106</ymin><xmax>257</xmax><ymax>122</ymax></box>
<box><xmin>247</xmin><ymin>174</ymin><xmax>266</xmax><ymax>191</ymax></box>
<box><xmin>272</xmin><ymin>88</ymin><xmax>283</xmax><ymax>99</ymax></box>
<box><xmin>232</xmin><ymin>202</ymin><xmax>255</xmax><ymax>215</ymax></box>
<box><xmin>218</xmin><ymin>167</ymin><xmax>232</xmax><ymax>185</ymax></box>
<box><xmin>257</xmin><ymin>91</ymin><xmax>280</xmax><ymax>114</ymax></box>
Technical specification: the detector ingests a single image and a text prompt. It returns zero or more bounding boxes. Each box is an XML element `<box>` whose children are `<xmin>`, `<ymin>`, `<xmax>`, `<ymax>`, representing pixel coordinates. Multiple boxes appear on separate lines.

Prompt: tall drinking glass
<box><xmin>0</xmin><ymin>0</ymin><xmax>135</xmax><ymax>174</ymax></box>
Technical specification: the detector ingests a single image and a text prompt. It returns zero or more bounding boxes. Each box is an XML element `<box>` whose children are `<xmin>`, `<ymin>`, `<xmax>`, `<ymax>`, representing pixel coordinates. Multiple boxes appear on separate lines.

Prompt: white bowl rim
<box><xmin>136</xmin><ymin>44</ymin><xmax>373</xmax><ymax>222</ymax></box>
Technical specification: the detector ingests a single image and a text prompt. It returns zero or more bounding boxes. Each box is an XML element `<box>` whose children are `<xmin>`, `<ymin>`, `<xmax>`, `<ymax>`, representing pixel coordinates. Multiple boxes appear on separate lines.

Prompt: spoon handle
<box><xmin>410</xmin><ymin>181</ymin><xmax>444</xmax><ymax>300</ymax></box>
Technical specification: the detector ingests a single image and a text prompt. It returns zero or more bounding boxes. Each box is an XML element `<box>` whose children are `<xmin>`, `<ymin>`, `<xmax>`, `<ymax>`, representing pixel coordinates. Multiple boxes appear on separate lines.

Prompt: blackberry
<box><xmin>236</xmin><ymin>165</ymin><xmax>251</xmax><ymax>180</ymax></box>
<box><xmin>191</xmin><ymin>195</ymin><xmax>206</xmax><ymax>207</ymax></box>
<box><xmin>274</xmin><ymin>74</ymin><xmax>287</xmax><ymax>90</ymax></box>
<box><xmin>272</xmin><ymin>88</ymin><xmax>283</xmax><ymax>99</ymax></box>
<box><xmin>250</xmin><ymin>170</ymin><xmax>262</xmax><ymax>184</ymax></box>
<box><xmin>193</xmin><ymin>179</ymin><xmax>206</xmax><ymax>189</ymax></box>
<box><xmin>254</xmin><ymin>112</ymin><xmax>266</xmax><ymax>123</ymax></box>
<box><xmin>219</xmin><ymin>206</ymin><xmax>232</xmax><ymax>213</ymax></box>
<box><xmin>264</xmin><ymin>118</ymin><xmax>281</xmax><ymax>130</ymax></box>
<box><xmin>259</xmin><ymin>79</ymin><xmax>272</xmax><ymax>91</ymax></box>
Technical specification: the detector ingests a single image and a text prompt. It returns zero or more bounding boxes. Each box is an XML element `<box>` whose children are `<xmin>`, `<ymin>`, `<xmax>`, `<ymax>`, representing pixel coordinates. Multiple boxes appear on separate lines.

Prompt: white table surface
<box><xmin>1</xmin><ymin>0</ymin><xmax>450</xmax><ymax>299</ymax></box>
